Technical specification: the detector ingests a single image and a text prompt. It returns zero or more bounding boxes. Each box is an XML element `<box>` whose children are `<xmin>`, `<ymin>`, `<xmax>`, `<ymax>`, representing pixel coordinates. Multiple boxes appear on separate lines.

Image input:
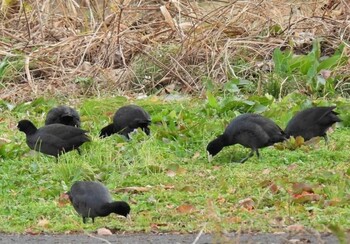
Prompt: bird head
<box><xmin>17</xmin><ymin>120</ymin><xmax>37</xmax><ymax>134</ymax></box>
<box><xmin>206</xmin><ymin>135</ymin><xmax>225</xmax><ymax>158</ymax></box>
<box><xmin>113</xmin><ymin>201</ymin><xmax>131</xmax><ymax>218</ymax></box>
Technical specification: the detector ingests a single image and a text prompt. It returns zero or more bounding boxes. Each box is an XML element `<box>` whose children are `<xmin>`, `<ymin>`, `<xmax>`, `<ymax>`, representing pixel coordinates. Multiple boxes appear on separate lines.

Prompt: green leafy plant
<box><xmin>272</xmin><ymin>40</ymin><xmax>348</xmax><ymax>96</ymax></box>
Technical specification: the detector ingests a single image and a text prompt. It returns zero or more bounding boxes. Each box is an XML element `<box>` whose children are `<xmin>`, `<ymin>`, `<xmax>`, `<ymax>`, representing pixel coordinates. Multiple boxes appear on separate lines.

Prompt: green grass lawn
<box><xmin>0</xmin><ymin>95</ymin><xmax>349</xmax><ymax>234</ymax></box>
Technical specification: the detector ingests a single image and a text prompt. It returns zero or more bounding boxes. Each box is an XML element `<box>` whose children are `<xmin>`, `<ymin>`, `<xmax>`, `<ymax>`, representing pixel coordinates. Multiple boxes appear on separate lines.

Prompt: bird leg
<box><xmin>236</xmin><ymin>149</ymin><xmax>255</xmax><ymax>164</ymax></box>
<box><xmin>143</xmin><ymin>127</ymin><xmax>150</xmax><ymax>135</ymax></box>
<box><xmin>255</xmin><ymin>149</ymin><xmax>260</xmax><ymax>158</ymax></box>
<box><xmin>323</xmin><ymin>134</ymin><xmax>329</xmax><ymax>144</ymax></box>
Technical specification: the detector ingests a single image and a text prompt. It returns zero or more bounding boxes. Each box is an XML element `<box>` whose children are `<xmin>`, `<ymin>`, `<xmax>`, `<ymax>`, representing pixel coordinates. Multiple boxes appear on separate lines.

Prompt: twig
<box><xmin>24</xmin><ymin>55</ymin><xmax>36</xmax><ymax>94</ymax></box>
<box><xmin>192</xmin><ymin>224</ymin><xmax>206</xmax><ymax>244</ymax></box>
<box><xmin>21</xmin><ymin>0</ymin><xmax>31</xmax><ymax>45</ymax></box>
<box><xmin>86</xmin><ymin>233</ymin><xmax>112</xmax><ymax>244</ymax></box>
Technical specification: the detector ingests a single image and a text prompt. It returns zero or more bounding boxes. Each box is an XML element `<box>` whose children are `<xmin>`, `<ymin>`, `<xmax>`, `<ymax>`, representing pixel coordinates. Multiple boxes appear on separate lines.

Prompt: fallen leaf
<box><xmin>320</xmin><ymin>69</ymin><xmax>331</xmax><ymax>79</ymax></box>
<box><xmin>262</xmin><ymin>168</ymin><xmax>271</xmax><ymax>175</ymax></box>
<box><xmin>97</xmin><ymin>228</ymin><xmax>112</xmax><ymax>236</ymax></box>
<box><xmin>163</xmin><ymin>184</ymin><xmax>175</xmax><ymax>190</ymax></box>
<box><xmin>260</xmin><ymin>180</ymin><xmax>279</xmax><ymax>194</ymax></box>
<box><xmin>114</xmin><ymin>186</ymin><xmax>151</xmax><ymax>193</ymax></box>
<box><xmin>225</xmin><ymin>216</ymin><xmax>241</xmax><ymax>223</ymax></box>
<box><xmin>269</xmin><ymin>183</ymin><xmax>279</xmax><ymax>194</ymax></box>
<box><xmin>289</xmin><ymin>239</ymin><xmax>302</xmax><ymax>243</ymax></box>
<box><xmin>293</xmin><ymin>193</ymin><xmax>320</xmax><ymax>203</ymax></box>
<box><xmin>324</xmin><ymin>198</ymin><xmax>341</xmax><ymax>207</ymax></box>
<box><xmin>58</xmin><ymin>193</ymin><xmax>70</xmax><ymax>207</ymax></box>
<box><xmin>25</xmin><ymin>228</ymin><xmax>40</xmax><ymax>235</ymax></box>
<box><xmin>37</xmin><ymin>219</ymin><xmax>50</xmax><ymax>228</ymax></box>
<box><xmin>238</xmin><ymin>198</ymin><xmax>255</xmax><ymax>211</ymax></box>
<box><xmin>150</xmin><ymin>223</ymin><xmax>168</xmax><ymax>230</ymax></box>
<box><xmin>166</xmin><ymin>170</ymin><xmax>176</xmax><ymax>177</ymax></box>
<box><xmin>286</xmin><ymin>224</ymin><xmax>305</xmax><ymax>232</ymax></box>
<box><xmin>292</xmin><ymin>182</ymin><xmax>314</xmax><ymax>194</ymax></box>
<box><xmin>217</xmin><ymin>196</ymin><xmax>226</xmax><ymax>204</ymax></box>
<box><xmin>176</xmin><ymin>204</ymin><xmax>196</xmax><ymax>214</ymax></box>
<box><xmin>180</xmin><ymin>185</ymin><xmax>195</xmax><ymax>192</ymax></box>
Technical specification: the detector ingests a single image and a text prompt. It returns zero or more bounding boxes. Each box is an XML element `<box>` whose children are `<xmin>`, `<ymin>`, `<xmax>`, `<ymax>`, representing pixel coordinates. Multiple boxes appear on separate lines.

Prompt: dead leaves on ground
<box><xmin>291</xmin><ymin>182</ymin><xmax>320</xmax><ymax>204</ymax></box>
<box><xmin>274</xmin><ymin>136</ymin><xmax>321</xmax><ymax>151</ymax></box>
<box><xmin>166</xmin><ymin>163</ymin><xmax>187</xmax><ymax>177</ymax></box>
<box><xmin>114</xmin><ymin>186</ymin><xmax>153</xmax><ymax>193</ymax></box>
<box><xmin>176</xmin><ymin>204</ymin><xmax>196</xmax><ymax>214</ymax></box>
<box><xmin>238</xmin><ymin>198</ymin><xmax>255</xmax><ymax>211</ymax></box>
<box><xmin>37</xmin><ymin>218</ymin><xmax>50</xmax><ymax>228</ymax></box>
<box><xmin>58</xmin><ymin>193</ymin><xmax>70</xmax><ymax>207</ymax></box>
<box><xmin>259</xmin><ymin>177</ymin><xmax>324</xmax><ymax>205</ymax></box>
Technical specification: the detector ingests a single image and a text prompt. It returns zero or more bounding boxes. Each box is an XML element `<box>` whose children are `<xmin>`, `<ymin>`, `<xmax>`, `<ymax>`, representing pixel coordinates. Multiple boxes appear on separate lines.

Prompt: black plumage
<box><xmin>207</xmin><ymin>113</ymin><xmax>287</xmax><ymax>163</ymax></box>
<box><xmin>17</xmin><ymin>120</ymin><xmax>90</xmax><ymax>158</ymax></box>
<box><xmin>67</xmin><ymin>181</ymin><xmax>131</xmax><ymax>223</ymax></box>
<box><xmin>45</xmin><ymin>105</ymin><xmax>81</xmax><ymax>127</ymax></box>
<box><xmin>285</xmin><ymin>106</ymin><xmax>341</xmax><ymax>142</ymax></box>
<box><xmin>100</xmin><ymin>105</ymin><xmax>151</xmax><ymax>139</ymax></box>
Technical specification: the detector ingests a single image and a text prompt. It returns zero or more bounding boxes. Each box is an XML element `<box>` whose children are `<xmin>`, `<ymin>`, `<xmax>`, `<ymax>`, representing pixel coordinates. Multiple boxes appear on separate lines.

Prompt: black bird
<box><xmin>100</xmin><ymin>105</ymin><xmax>151</xmax><ymax>139</ymax></box>
<box><xmin>67</xmin><ymin>181</ymin><xmax>131</xmax><ymax>223</ymax></box>
<box><xmin>207</xmin><ymin>113</ymin><xmax>287</xmax><ymax>163</ymax></box>
<box><xmin>17</xmin><ymin>120</ymin><xmax>90</xmax><ymax>158</ymax></box>
<box><xmin>285</xmin><ymin>106</ymin><xmax>341</xmax><ymax>142</ymax></box>
<box><xmin>45</xmin><ymin>105</ymin><xmax>81</xmax><ymax>127</ymax></box>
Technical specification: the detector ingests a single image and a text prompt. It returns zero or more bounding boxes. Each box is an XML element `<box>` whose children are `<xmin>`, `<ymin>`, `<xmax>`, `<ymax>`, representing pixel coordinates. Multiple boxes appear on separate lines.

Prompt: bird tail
<box><xmin>99</xmin><ymin>124</ymin><xmax>115</xmax><ymax>138</ymax></box>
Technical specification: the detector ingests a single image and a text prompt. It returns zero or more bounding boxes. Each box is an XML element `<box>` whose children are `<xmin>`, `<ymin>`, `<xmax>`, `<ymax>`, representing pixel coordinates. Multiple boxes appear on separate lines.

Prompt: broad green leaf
<box><xmin>206</xmin><ymin>91</ymin><xmax>219</xmax><ymax>108</ymax></box>
<box><xmin>310</xmin><ymin>39</ymin><xmax>321</xmax><ymax>60</ymax></box>
<box><xmin>224</xmin><ymin>80</ymin><xmax>240</xmax><ymax>93</ymax></box>
<box><xmin>273</xmin><ymin>48</ymin><xmax>291</xmax><ymax>75</ymax></box>
<box><xmin>318</xmin><ymin>55</ymin><xmax>345</xmax><ymax>71</ymax></box>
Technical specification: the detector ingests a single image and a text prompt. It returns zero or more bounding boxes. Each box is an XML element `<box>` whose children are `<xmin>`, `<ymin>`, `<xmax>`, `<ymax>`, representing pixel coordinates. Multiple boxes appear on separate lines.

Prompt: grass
<box><xmin>0</xmin><ymin>95</ymin><xmax>350</xmax><ymax>235</ymax></box>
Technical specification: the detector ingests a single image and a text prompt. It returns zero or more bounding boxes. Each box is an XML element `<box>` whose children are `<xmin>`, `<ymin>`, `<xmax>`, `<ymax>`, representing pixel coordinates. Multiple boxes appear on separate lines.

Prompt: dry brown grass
<box><xmin>0</xmin><ymin>0</ymin><xmax>349</xmax><ymax>102</ymax></box>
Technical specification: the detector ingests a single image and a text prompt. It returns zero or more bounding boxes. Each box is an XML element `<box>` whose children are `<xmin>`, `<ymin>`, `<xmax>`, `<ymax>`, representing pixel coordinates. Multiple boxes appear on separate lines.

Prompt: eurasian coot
<box><xmin>17</xmin><ymin>120</ymin><xmax>90</xmax><ymax>158</ymax></box>
<box><xmin>100</xmin><ymin>105</ymin><xmax>151</xmax><ymax>139</ymax></box>
<box><xmin>67</xmin><ymin>181</ymin><xmax>131</xmax><ymax>223</ymax></box>
<box><xmin>285</xmin><ymin>106</ymin><xmax>341</xmax><ymax>142</ymax></box>
<box><xmin>207</xmin><ymin>113</ymin><xmax>287</xmax><ymax>163</ymax></box>
<box><xmin>45</xmin><ymin>105</ymin><xmax>81</xmax><ymax>127</ymax></box>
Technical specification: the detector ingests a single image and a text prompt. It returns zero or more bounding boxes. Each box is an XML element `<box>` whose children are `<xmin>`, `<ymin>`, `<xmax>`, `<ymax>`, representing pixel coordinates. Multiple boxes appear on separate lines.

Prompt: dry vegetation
<box><xmin>0</xmin><ymin>0</ymin><xmax>349</xmax><ymax>102</ymax></box>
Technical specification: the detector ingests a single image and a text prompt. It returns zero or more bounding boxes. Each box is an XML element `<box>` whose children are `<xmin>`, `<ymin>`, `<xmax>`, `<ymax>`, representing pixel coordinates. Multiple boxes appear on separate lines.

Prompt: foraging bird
<box><xmin>100</xmin><ymin>105</ymin><xmax>151</xmax><ymax>139</ymax></box>
<box><xmin>45</xmin><ymin>105</ymin><xmax>81</xmax><ymax>127</ymax></box>
<box><xmin>67</xmin><ymin>181</ymin><xmax>131</xmax><ymax>223</ymax></box>
<box><xmin>17</xmin><ymin>120</ymin><xmax>90</xmax><ymax>158</ymax></box>
<box><xmin>206</xmin><ymin>114</ymin><xmax>287</xmax><ymax>163</ymax></box>
<box><xmin>285</xmin><ymin>106</ymin><xmax>341</xmax><ymax>142</ymax></box>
